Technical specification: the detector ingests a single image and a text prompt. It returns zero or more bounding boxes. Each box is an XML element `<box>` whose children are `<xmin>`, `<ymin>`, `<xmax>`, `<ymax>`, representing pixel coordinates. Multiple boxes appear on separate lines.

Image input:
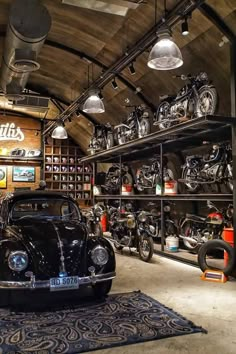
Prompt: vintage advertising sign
<box><xmin>0</xmin><ymin>123</ymin><xmax>24</xmax><ymax>141</ymax></box>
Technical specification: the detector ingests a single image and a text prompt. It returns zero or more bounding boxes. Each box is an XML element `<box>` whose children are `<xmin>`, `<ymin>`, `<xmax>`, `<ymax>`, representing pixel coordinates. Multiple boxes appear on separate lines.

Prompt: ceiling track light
<box><xmin>128</xmin><ymin>62</ymin><xmax>136</xmax><ymax>75</ymax></box>
<box><xmin>181</xmin><ymin>18</ymin><xmax>189</xmax><ymax>36</ymax></box>
<box><xmin>111</xmin><ymin>79</ymin><xmax>118</xmax><ymax>90</ymax></box>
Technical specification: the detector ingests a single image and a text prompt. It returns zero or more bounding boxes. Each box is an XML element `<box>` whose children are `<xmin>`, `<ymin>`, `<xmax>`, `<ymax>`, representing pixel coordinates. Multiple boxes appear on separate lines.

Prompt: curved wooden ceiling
<box><xmin>0</xmin><ymin>0</ymin><xmax>235</xmax><ymax>152</ymax></box>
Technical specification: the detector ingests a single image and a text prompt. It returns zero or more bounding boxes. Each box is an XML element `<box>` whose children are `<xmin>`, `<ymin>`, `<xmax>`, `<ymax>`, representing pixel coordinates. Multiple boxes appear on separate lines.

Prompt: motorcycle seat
<box><xmin>186</xmin><ymin>214</ymin><xmax>206</xmax><ymax>222</ymax></box>
<box><xmin>141</xmin><ymin>165</ymin><xmax>150</xmax><ymax>169</ymax></box>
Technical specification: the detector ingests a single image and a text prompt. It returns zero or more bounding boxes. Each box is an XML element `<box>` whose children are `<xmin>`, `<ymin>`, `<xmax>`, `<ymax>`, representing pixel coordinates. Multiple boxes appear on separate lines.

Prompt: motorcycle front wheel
<box><xmin>106</xmin><ymin>132</ymin><xmax>114</xmax><ymax>150</ymax></box>
<box><xmin>155</xmin><ymin>101</ymin><xmax>172</xmax><ymax>130</ymax></box>
<box><xmin>138</xmin><ymin>234</ymin><xmax>154</xmax><ymax>262</ymax></box>
<box><xmin>180</xmin><ymin>221</ymin><xmax>201</xmax><ymax>253</ymax></box>
<box><xmin>195</xmin><ymin>86</ymin><xmax>218</xmax><ymax>117</ymax></box>
<box><xmin>138</xmin><ymin>118</ymin><xmax>151</xmax><ymax>138</ymax></box>
<box><xmin>182</xmin><ymin>167</ymin><xmax>200</xmax><ymax>193</ymax></box>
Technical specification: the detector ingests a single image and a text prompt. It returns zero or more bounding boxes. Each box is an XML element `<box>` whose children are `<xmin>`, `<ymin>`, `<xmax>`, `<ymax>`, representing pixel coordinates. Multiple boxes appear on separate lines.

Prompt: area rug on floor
<box><xmin>0</xmin><ymin>291</ymin><xmax>206</xmax><ymax>354</ymax></box>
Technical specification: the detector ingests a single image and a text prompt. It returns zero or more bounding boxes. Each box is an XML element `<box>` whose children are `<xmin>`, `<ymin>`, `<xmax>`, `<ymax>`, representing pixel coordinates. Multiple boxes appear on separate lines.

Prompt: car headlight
<box><xmin>8</xmin><ymin>251</ymin><xmax>28</xmax><ymax>272</ymax></box>
<box><xmin>91</xmin><ymin>246</ymin><xmax>108</xmax><ymax>266</ymax></box>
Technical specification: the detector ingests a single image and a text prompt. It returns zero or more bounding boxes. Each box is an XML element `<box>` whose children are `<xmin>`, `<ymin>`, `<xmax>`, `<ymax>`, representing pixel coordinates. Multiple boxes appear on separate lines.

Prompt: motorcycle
<box><xmin>136</xmin><ymin>156</ymin><xmax>174</xmax><ymax>192</ymax></box>
<box><xmin>102</xmin><ymin>164</ymin><xmax>133</xmax><ymax>195</ymax></box>
<box><xmin>109</xmin><ymin>205</ymin><xmax>154</xmax><ymax>262</ymax></box>
<box><xmin>154</xmin><ymin>72</ymin><xmax>218</xmax><ymax>130</ymax></box>
<box><xmin>114</xmin><ymin>104</ymin><xmax>151</xmax><ymax>145</ymax></box>
<box><xmin>88</xmin><ymin>123</ymin><xmax>114</xmax><ymax>154</ymax></box>
<box><xmin>181</xmin><ymin>143</ymin><xmax>233</xmax><ymax>193</ymax></box>
<box><xmin>82</xmin><ymin>204</ymin><xmax>104</xmax><ymax>237</ymax></box>
<box><xmin>137</xmin><ymin>202</ymin><xmax>178</xmax><ymax>239</ymax></box>
<box><xmin>179</xmin><ymin>200</ymin><xmax>233</xmax><ymax>252</ymax></box>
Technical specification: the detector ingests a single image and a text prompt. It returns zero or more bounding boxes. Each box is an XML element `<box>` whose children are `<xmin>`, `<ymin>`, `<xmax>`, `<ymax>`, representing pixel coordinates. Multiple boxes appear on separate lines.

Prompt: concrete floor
<box><xmin>92</xmin><ymin>247</ymin><xmax>236</xmax><ymax>354</ymax></box>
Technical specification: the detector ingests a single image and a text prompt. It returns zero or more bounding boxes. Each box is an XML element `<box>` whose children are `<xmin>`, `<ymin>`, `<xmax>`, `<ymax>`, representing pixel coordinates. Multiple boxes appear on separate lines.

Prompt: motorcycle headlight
<box><xmin>91</xmin><ymin>246</ymin><xmax>109</xmax><ymax>266</ymax></box>
<box><xmin>8</xmin><ymin>251</ymin><xmax>28</xmax><ymax>272</ymax></box>
<box><xmin>138</xmin><ymin>211</ymin><xmax>147</xmax><ymax>223</ymax></box>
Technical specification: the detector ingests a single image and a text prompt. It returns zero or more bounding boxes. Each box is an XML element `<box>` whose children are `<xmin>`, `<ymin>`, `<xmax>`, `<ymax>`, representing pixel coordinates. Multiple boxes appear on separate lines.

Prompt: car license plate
<box><xmin>50</xmin><ymin>276</ymin><xmax>79</xmax><ymax>291</ymax></box>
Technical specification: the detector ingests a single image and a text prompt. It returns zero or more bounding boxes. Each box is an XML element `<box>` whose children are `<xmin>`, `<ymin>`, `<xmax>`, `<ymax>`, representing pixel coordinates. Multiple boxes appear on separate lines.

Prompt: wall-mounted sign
<box><xmin>0</xmin><ymin>123</ymin><xmax>24</xmax><ymax>141</ymax></box>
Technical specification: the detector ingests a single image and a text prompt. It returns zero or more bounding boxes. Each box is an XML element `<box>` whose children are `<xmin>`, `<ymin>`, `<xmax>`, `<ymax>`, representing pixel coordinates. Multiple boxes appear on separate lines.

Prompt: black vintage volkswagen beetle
<box><xmin>0</xmin><ymin>191</ymin><xmax>116</xmax><ymax>306</ymax></box>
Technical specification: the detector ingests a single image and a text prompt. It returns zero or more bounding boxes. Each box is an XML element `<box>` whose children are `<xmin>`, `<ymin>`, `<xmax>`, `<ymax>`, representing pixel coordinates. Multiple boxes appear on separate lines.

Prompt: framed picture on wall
<box><xmin>0</xmin><ymin>166</ymin><xmax>7</xmax><ymax>188</ymax></box>
<box><xmin>12</xmin><ymin>166</ymin><xmax>35</xmax><ymax>182</ymax></box>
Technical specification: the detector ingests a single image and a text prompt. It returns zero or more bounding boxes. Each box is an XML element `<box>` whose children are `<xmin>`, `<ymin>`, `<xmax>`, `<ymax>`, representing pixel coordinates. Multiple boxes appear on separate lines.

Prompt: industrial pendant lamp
<box><xmin>51</xmin><ymin>122</ymin><xmax>68</xmax><ymax>139</ymax></box>
<box><xmin>147</xmin><ymin>0</ymin><xmax>183</xmax><ymax>70</ymax></box>
<box><xmin>82</xmin><ymin>64</ymin><xmax>105</xmax><ymax>114</ymax></box>
<box><xmin>83</xmin><ymin>89</ymin><xmax>105</xmax><ymax>114</ymax></box>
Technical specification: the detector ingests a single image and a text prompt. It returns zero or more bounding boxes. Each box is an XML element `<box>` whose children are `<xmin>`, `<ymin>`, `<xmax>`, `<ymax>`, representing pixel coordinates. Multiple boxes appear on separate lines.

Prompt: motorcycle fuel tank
<box><xmin>205</xmin><ymin>212</ymin><xmax>223</xmax><ymax>225</ymax></box>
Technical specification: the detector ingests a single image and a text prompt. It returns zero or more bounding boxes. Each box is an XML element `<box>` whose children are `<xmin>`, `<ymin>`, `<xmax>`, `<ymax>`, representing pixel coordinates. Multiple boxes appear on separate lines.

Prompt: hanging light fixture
<box><xmin>181</xmin><ymin>18</ymin><xmax>189</xmax><ymax>36</ymax></box>
<box><xmin>82</xmin><ymin>64</ymin><xmax>105</xmax><ymax>114</ymax></box>
<box><xmin>147</xmin><ymin>0</ymin><xmax>183</xmax><ymax>70</ymax></box>
<box><xmin>51</xmin><ymin>122</ymin><xmax>68</xmax><ymax>139</ymax></box>
<box><xmin>83</xmin><ymin>89</ymin><xmax>105</xmax><ymax>114</ymax></box>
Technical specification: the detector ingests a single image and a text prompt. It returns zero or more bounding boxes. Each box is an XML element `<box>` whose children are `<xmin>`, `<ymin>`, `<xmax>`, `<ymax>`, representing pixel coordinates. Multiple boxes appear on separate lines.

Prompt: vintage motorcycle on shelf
<box><xmin>136</xmin><ymin>156</ymin><xmax>174</xmax><ymax>192</ymax></box>
<box><xmin>102</xmin><ymin>164</ymin><xmax>133</xmax><ymax>195</ymax></box>
<box><xmin>108</xmin><ymin>205</ymin><xmax>154</xmax><ymax>262</ymax></box>
<box><xmin>179</xmin><ymin>200</ymin><xmax>233</xmax><ymax>252</ymax></box>
<box><xmin>154</xmin><ymin>72</ymin><xmax>218</xmax><ymax>130</ymax></box>
<box><xmin>137</xmin><ymin>202</ymin><xmax>178</xmax><ymax>240</ymax></box>
<box><xmin>114</xmin><ymin>104</ymin><xmax>151</xmax><ymax>145</ymax></box>
<box><xmin>181</xmin><ymin>143</ymin><xmax>233</xmax><ymax>193</ymax></box>
<box><xmin>87</xmin><ymin>123</ymin><xmax>114</xmax><ymax>154</ymax></box>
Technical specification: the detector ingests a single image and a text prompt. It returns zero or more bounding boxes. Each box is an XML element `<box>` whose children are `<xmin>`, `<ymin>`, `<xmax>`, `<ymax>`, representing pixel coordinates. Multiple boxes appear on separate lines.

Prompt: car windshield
<box><xmin>10</xmin><ymin>198</ymin><xmax>80</xmax><ymax>221</ymax></box>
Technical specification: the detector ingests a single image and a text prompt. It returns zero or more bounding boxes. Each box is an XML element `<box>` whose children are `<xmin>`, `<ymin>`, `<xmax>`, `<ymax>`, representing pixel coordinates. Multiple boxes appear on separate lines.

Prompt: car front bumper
<box><xmin>0</xmin><ymin>271</ymin><xmax>116</xmax><ymax>290</ymax></box>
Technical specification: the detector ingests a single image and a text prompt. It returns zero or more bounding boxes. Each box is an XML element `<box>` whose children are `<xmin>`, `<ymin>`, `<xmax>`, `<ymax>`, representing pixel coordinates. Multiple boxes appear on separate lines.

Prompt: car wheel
<box><xmin>93</xmin><ymin>280</ymin><xmax>112</xmax><ymax>298</ymax></box>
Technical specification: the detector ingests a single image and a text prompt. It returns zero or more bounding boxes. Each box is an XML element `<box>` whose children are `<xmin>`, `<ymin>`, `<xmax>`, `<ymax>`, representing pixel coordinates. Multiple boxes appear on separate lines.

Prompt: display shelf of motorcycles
<box><xmin>44</xmin><ymin>139</ymin><xmax>93</xmax><ymax>201</ymax></box>
<box><xmin>79</xmin><ymin>115</ymin><xmax>234</xmax><ymax>163</ymax></box>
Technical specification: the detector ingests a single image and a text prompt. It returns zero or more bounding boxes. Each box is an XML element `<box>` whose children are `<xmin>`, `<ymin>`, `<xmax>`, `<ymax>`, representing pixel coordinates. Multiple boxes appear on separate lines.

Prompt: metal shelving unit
<box><xmin>79</xmin><ymin>115</ymin><xmax>236</xmax><ymax>264</ymax></box>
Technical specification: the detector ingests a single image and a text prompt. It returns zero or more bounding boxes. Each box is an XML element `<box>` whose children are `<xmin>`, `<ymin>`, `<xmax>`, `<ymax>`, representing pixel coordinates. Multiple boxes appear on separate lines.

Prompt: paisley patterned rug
<box><xmin>0</xmin><ymin>291</ymin><xmax>206</xmax><ymax>354</ymax></box>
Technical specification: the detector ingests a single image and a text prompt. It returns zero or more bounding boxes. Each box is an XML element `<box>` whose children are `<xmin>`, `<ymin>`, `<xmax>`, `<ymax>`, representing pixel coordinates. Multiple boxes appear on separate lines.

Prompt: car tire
<box><xmin>197</xmin><ymin>239</ymin><xmax>235</xmax><ymax>276</ymax></box>
<box><xmin>93</xmin><ymin>280</ymin><xmax>112</xmax><ymax>298</ymax></box>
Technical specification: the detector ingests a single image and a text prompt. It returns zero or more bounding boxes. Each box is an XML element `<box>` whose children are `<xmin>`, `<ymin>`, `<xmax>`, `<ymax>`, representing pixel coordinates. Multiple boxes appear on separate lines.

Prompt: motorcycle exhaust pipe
<box><xmin>179</xmin><ymin>235</ymin><xmax>198</xmax><ymax>244</ymax></box>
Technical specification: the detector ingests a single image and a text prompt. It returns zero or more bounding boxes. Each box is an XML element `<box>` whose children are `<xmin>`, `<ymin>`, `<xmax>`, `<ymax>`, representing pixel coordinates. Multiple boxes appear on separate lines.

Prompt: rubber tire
<box><xmin>181</xmin><ymin>221</ymin><xmax>201</xmax><ymax>253</ymax></box>
<box><xmin>197</xmin><ymin>239</ymin><xmax>235</xmax><ymax>276</ymax></box>
<box><xmin>93</xmin><ymin>280</ymin><xmax>112</xmax><ymax>298</ymax></box>
<box><xmin>138</xmin><ymin>118</ymin><xmax>151</xmax><ymax>138</ymax></box>
<box><xmin>155</xmin><ymin>101</ymin><xmax>171</xmax><ymax>130</ymax></box>
<box><xmin>182</xmin><ymin>167</ymin><xmax>200</xmax><ymax>193</ymax></box>
<box><xmin>138</xmin><ymin>234</ymin><xmax>154</xmax><ymax>262</ymax></box>
<box><xmin>195</xmin><ymin>86</ymin><xmax>218</xmax><ymax>117</ymax></box>
<box><xmin>106</xmin><ymin>133</ymin><xmax>114</xmax><ymax>150</ymax></box>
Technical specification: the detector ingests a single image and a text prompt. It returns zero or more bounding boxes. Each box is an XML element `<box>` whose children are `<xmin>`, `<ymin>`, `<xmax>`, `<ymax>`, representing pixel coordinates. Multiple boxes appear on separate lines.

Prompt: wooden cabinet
<box><xmin>44</xmin><ymin>138</ymin><xmax>92</xmax><ymax>203</ymax></box>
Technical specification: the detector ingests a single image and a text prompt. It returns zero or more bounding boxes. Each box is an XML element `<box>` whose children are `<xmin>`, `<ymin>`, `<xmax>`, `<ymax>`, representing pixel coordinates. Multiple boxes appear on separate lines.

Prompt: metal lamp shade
<box><xmin>147</xmin><ymin>33</ymin><xmax>183</xmax><ymax>70</ymax></box>
<box><xmin>51</xmin><ymin>125</ymin><xmax>68</xmax><ymax>139</ymax></box>
<box><xmin>83</xmin><ymin>90</ymin><xmax>105</xmax><ymax>114</ymax></box>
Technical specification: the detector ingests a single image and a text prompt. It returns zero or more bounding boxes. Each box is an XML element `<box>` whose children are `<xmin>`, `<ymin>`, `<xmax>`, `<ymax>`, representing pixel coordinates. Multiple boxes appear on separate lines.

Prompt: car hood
<box><xmin>6</xmin><ymin>220</ymin><xmax>88</xmax><ymax>279</ymax></box>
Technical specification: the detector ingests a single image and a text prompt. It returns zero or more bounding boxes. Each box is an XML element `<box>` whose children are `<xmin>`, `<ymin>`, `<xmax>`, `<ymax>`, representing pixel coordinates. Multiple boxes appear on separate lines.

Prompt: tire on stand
<box><xmin>138</xmin><ymin>234</ymin><xmax>154</xmax><ymax>262</ymax></box>
<box><xmin>197</xmin><ymin>239</ymin><xmax>235</xmax><ymax>276</ymax></box>
<box><xmin>93</xmin><ymin>280</ymin><xmax>112</xmax><ymax>298</ymax></box>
